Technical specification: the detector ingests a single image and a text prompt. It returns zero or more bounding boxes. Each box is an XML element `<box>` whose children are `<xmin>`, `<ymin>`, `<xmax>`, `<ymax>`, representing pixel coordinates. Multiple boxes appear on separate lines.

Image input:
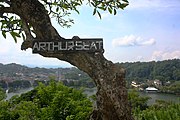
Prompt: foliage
<box><xmin>0</xmin><ymin>87</ymin><xmax>6</xmax><ymax>101</ymax></box>
<box><xmin>133</xmin><ymin>101</ymin><xmax>180</xmax><ymax>120</ymax></box>
<box><xmin>128</xmin><ymin>91</ymin><xmax>180</xmax><ymax>120</ymax></box>
<box><xmin>0</xmin><ymin>0</ymin><xmax>129</xmax><ymax>42</ymax></box>
<box><xmin>0</xmin><ymin>101</ymin><xmax>12</xmax><ymax>119</ymax></box>
<box><xmin>0</xmin><ymin>81</ymin><xmax>93</xmax><ymax>120</ymax></box>
<box><xmin>61</xmin><ymin>67</ymin><xmax>95</xmax><ymax>88</ymax></box>
<box><xmin>8</xmin><ymin>80</ymin><xmax>31</xmax><ymax>92</ymax></box>
<box><xmin>90</xmin><ymin>90</ymin><xmax>180</xmax><ymax>120</ymax></box>
<box><xmin>0</xmin><ymin>80</ymin><xmax>7</xmax><ymax>90</ymax></box>
<box><xmin>0</xmin><ymin>15</ymin><xmax>22</xmax><ymax>42</ymax></box>
<box><xmin>118</xmin><ymin>59</ymin><xmax>180</xmax><ymax>82</ymax></box>
<box><xmin>160</xmin><ymin>81</ymin><xmax>180</xmax><ymax>94</ymax></box>
<box><xmin>64</xmin><ymin>67</ymin><xmax>90</xmax><ymax>80</ymax></box>
<box><xmin>128</xmin><ymin>90</ymin><xmax>150</xmax><ymax>110</ymax></box>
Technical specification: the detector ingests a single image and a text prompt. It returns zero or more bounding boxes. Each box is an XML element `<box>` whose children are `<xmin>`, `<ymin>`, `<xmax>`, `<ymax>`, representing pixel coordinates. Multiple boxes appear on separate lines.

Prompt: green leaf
<box><xmin>97</xmin><ymin>11</ymin><xmax>101</xmax><ymax>19</ymax></box>
<box><xmin>73</xmin><ymin>2</ymin><xmax>81</xmax><ymax>6</ymax></box>
<box><xmin>98</xmin><ymin>6</ymin><xmax>106</xmax><ymax>11</ymax></box>
<box><xmin>10</xmin><ymin>31</ymin><xmax>21</xmax><ymax>43</ymax></box>
<box><xmin>114</xmin><ymin>9</ymin><xmax>117</xmax><ymax>15</ymax></box>
<box><xmin>62</xmin><ymin>3</ymin><xmax>68</xmax><ymax>10</ymax></box>
<box><xmin>73</xmin><ymin>7</ymin><xmax>80</xmax><ymax>14</ymax></box>
<box><xmin>119</xmin><ymin>3</ymin><xmax>129</xmax><ymax>9</ymax></box>
<box><xmin>2</xmin><ymin>31</ymin><xmax>6</xmax><ymax>38</ymax></box>
<box><xmin>93</xmin><ymin>9</ymin><xmax>96</xmax><ymax>15</ymax></box>
<box><xmin>11</xmin><ymin>31</ymin><xmax>21</xmax><ymax>37</ymax></box>
<box><xmin>9</xmin><ymin>16</ymin><xmax>13</xmax><ymax>21</ymax></box>
<box><xmin>108</xmin><ymin>7</ymin><xmax>112</xmax><ymax>14</ymax></box>
<box><xmin>11</xmin><ymin>34</ymin><xmax>17</xmax><ymax>43</ymax></box>
<box><xmin>0</xmin><ymin>0</ymin><xmax>6</xmax><ymax>2</ymax></box>
<box><xmin>122</xmin><ymin>0</ymin><xmax>129</xmax><ymax>3</ymax></box>
<box><xmin>52</xmin><ymin>2</ymin><xmax>58</xmax><ymax>5</ymax></box>
<box><xmin>56</xmin><ymin>7</ymin><xmax>59</xmax><ymax>12</ymax></box>
<box><xmin>94</xmin><ymin>0</ymin><xmax>101</xmax><ymax>6</ymax></box>
<box><xmin>91</xmin><ymin>2</ymin><xmax>95</xmax><ymax>7</ymax></box>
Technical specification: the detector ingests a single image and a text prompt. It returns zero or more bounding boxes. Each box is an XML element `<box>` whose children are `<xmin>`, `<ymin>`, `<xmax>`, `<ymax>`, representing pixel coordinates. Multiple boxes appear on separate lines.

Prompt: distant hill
<box><xmin>0</xmin><ymin>63</ymin><xmax>55</xmax><ymax>76</ymax></box>
<box><xmin>0</xmin><ymin>59</ymin><xmax>179</xmax><ymax>83</ymax></box>
<box><xmin>0</xmin><ymin>63</ymin><xmax>91</xmax><ymax>82</ymax></box>
<box><xmin>118</xmin><ymin>59</ymin><xmax>180</xmax><ymax>82</ymax></box>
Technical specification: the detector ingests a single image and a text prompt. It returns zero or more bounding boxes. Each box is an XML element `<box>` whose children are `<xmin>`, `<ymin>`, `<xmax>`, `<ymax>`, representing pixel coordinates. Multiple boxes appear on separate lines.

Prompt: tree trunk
<box><xmin>8</xmin><ymin>0</ymin><xmax>133</xmax><ymax>119</ymax></box>
<box><xmin>39</xmin><ymin>51</ymin><xmax>133</xmax><ymax>120</ymax></box>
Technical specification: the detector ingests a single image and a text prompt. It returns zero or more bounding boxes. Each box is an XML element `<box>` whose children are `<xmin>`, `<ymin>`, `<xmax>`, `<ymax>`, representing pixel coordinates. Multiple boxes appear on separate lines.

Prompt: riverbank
<box><xmin>5</xmin><ymin>87</ymin><xmax>180</xmax><ymax>105</ymax></box>
<box><xmin>139</xmin><ymin>91</ymin><xmax>180</xmax><ymax>105</ymax></box>
<box><xmin>84</xmin><ymin>88</ymin><xmax>180</xmax><ymax>105</ymax></box>
<box><xmin>5</xmin><ymin>87</ymin><xmax>34</xmax><ymax>100</ymax></box>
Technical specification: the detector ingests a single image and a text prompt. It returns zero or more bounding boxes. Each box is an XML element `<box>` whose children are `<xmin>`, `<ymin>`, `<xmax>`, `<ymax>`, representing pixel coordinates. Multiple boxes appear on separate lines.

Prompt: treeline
<box><xmin>0</xmin><ymin>80</ymin><xmax>45</xmax><ymax>92</ymax></box>
<box><xmin>118</xmin><ymin>59</ymin><xmax>180</xmax><ymax>82</ymax></box>
<box><xmin>0</xmin><ymin>80</ymin><xmax>31</xmax><ymax>92</ymax></box>
<box><xmin>61</xmin><ymin>67</ymin><xmax>95</xmax><ymax>88</ymax></box>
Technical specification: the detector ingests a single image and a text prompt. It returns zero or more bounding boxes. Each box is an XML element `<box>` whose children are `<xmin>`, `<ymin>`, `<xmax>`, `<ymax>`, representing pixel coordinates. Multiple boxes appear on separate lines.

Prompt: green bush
<box><xmin>133</xmin><ymin>101</ymin><xmax>180</xmax><ymax>120</ymax></box>
<box><xmin>0</xmin><ymin>81</ymin><xmax>93</xmax><ymax>120</ymax></box>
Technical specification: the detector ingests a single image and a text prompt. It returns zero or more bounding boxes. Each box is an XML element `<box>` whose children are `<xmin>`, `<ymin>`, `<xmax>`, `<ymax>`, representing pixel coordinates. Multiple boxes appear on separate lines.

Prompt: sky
<box><xmin>0</xmin><ymin>0</ymin><xmax>180</xmax><ymax>68</ymax></box>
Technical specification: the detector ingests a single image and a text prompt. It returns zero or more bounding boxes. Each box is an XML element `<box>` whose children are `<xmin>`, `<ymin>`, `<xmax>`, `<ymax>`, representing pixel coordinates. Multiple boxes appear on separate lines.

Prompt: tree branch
<box><xmin>20</xmin><ymin>18</ymin><xmax>35</xmax><ymax>50</ymax></box>
<box><xmin>0</xmin><ymin>7</ymin><xmax>14</xmax><ymax>14</ymax></box>
<box><xmin>21</xmin><ymin>18</ymin><xmax>34</xmax><ymax>41</ymax></box>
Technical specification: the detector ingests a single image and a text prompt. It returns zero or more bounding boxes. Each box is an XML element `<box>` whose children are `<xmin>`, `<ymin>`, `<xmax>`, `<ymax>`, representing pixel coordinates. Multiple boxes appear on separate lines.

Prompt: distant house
<box><xmin>131</xmin><ymin>81</ymin><xmax>140</xmax><ymax>88</ymax></box>
<box><xmin>153</xmin><ymin>79</ymin><xmax>162</xmax><ymax>87</ymax></box>
<box><xmin>164</xmin><ymin>81</ymin><xmax>171</xmax><ymax>86</ymax></box>
<box><xmin>145</xmin><ymin>87</ymin><xmax>158</xmax><ymax>92</ymax></box>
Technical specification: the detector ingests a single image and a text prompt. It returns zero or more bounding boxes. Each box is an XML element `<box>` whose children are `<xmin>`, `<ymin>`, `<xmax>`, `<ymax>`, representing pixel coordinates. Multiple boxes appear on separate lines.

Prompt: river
<box><xmin>84</xmin><ymin>88</ymin><xmax>179</xmax><ymax>105</ymax></box>
<box><xmin>139</xmin><ymin>92</ymin><xmax>180</xmax><ymax>105</ymax></box>
<box><xmin>6</xmin><ymin>87</ymin><xmax>179</xmax><ymax>105</ymax></box>
<box><xmin>5</xmin><ymin>87</ymin><xmax>34</xmax><ymax>100</ymax></box>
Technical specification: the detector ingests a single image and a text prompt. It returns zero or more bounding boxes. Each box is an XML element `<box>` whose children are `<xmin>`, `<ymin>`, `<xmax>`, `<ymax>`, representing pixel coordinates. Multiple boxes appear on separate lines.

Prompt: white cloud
<box><xmin>140</xmin><ymin>38</ymin><xmax>156</xmax><ymax>46</ymax></box>
<box><xmin>0</xmin><ymin>35</ymin><xmax>71</xmax><ymax>67</ymax></box>
<box><xmin>151</xmin><ymin>50</ymin><xmax>180</xmax><ymax>61</ymax></box>
<box><xmin>112</xmin><ymin>35</ymin><xmax>156</xmax><ymax>47</ymax></box>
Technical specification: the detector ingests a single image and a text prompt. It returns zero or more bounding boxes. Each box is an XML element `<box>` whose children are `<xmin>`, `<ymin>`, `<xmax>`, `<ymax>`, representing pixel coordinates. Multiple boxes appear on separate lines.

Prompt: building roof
<box><xmin>145</xmin><ymin>87</ymin><xmax>158</xmax><ymax>91</ymax></box>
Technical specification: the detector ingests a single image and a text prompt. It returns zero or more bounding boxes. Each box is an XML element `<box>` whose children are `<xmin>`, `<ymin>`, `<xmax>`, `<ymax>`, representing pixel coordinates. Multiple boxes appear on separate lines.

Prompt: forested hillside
<box><xmin>0</xmin><ymin>59</ymin><xmax>179</xmax><ymax>90</ymax></box>
<box><xmin>118</xmin><ymin>59</ymin><xmax>180</xmax><ymax>82</ymax></box>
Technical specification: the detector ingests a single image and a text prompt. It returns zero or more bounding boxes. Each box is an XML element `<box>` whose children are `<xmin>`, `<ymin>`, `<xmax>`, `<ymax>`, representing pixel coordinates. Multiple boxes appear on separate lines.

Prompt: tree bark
<box><xmin>40</xmin><ymin>51</ymin><xmax>133</xmax><ymax>120</ymax></box>
<box><xmin>7</xmin><ymin>0</ymin><xmax>133</xmax><ymax>119</ymax></box>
